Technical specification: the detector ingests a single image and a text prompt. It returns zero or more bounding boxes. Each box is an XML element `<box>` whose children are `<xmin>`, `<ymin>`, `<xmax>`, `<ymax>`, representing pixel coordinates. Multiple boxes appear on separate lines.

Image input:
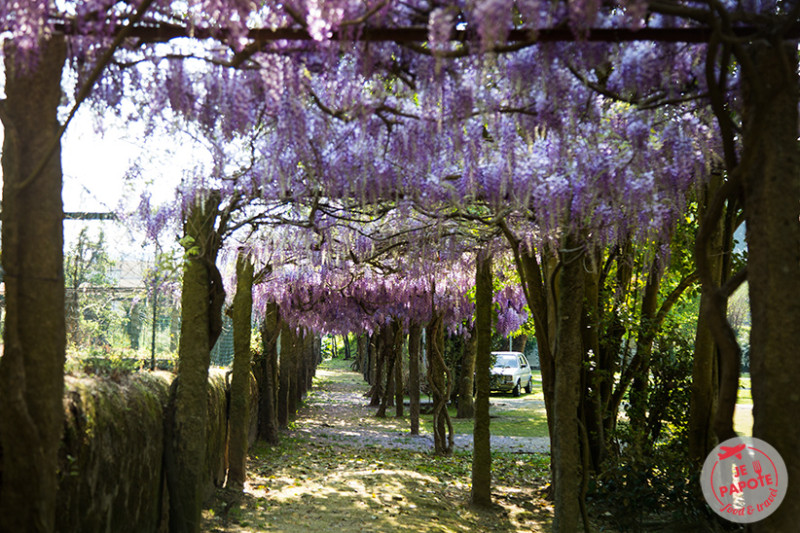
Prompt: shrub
<box><xmin>590</xmin><ymin>327</ymin><xmax>742</xmax><ymax>530</ymax></box>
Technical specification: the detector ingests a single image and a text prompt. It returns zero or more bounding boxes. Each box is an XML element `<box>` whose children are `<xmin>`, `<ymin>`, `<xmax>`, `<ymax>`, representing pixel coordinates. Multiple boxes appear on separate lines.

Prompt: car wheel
<box><xmin>512</xmin><ymin>381</ymin><xmax>521</xmax><ymax>397</ymax></box>
<box><xmin>524</xmin><ymin>377</ymin><xmax>532</xmax><ymax>394</ymax></box>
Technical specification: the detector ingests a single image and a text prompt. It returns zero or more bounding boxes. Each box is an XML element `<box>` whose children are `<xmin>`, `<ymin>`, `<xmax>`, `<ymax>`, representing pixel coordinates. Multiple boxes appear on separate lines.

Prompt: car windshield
<box><xmin>493</xmin><ymin>355</ymin><xmax>518</xmax><ymax>369</ymax></box>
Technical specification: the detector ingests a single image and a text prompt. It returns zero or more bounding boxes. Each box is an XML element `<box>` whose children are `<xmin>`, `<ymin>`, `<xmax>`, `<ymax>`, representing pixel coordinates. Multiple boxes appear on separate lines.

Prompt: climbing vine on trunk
<box><xmin>426</xmin><ymin>309</ymin><xmax>454</xmax><ymax>456</ymax></box>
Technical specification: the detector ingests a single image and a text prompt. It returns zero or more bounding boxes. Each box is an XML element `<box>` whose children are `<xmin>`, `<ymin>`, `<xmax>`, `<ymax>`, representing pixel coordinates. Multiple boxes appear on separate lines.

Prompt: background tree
<box><xmin>64</xmin><ymin>227</ymin><xmax>116</xmax><ymax>347</ymax></box>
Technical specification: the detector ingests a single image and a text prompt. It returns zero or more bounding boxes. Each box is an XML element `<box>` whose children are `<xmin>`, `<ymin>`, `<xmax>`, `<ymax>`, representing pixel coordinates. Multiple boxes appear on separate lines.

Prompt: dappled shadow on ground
<box><xmin>202</xmin><ymin>360</ymin><xmax>554</xmax><ymax>532</ymax></box>
<box><xmin>202</xmin><ymin>440</ymin><xmax>553</xmax><ymax>532</ymax></box>
<box><xmin>200</xmin><ymin>360</ymin><xmax>753</xmax><ymax>532</ymax></box>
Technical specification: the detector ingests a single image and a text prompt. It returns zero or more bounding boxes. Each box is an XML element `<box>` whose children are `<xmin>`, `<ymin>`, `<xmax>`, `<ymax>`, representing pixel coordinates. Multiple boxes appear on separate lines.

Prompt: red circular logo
<box><xmin>701</xmin><ymin>437</ymin><xmax>787</xmax><ymax>523</ymax></box>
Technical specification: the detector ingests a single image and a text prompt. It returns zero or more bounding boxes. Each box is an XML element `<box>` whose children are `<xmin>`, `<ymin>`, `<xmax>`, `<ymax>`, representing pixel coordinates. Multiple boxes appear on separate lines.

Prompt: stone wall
<box><xmin>55</xmin><ymin>369</ymin><xmax>257</xmax><ymax>532</ymax></box>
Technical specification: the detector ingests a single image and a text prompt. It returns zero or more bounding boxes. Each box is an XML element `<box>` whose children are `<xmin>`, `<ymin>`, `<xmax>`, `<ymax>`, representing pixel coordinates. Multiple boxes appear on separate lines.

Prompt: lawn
<box><xmin>734</xmin><ymin>373</ymin><xmax>753</xmax><ymax>436</ymax></box>
<box><xmin>321</xmin><ymin>359</ymin><xmax>754</xmax><ymax>437</ymax></box>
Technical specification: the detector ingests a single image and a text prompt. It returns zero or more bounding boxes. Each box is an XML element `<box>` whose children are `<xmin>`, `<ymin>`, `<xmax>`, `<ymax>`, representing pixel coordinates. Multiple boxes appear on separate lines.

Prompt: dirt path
<box><xmin>201</xmin><ymin>360</ymin><xmax>554</xmax><ymax>532</ymax></box>
<box><xmin>286</xmin><ymin>362</ymin><xmax>551</xmax><ymax>454</ymax></box>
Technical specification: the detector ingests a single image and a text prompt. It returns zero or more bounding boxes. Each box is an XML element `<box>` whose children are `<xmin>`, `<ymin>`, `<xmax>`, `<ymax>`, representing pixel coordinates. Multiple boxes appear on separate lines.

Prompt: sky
<box><xmin>0</xmin><ymin>102</ymin><xmax>189</xmax><ymax>261</ymax></box>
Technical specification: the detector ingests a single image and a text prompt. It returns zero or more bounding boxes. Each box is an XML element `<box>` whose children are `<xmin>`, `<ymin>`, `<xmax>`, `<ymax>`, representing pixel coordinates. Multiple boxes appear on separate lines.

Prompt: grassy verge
<box><xmin>419</xmin><ymin>403</ymin><xmax>549</xmax><ymax>439</ymax></box>
<box><xmin>319</xmin><ymin>358</ymin><xmax>549</xmax><ymax>439</ymax></box>
<box><xmin>316</xmin><ymin>358</ymin><xmax>753</xmax><ymax>437</ymax></box>
<box><xmin>738</xmin><ymin>373</ymin><xmax>752</xmax><ymax>403</ymax></box>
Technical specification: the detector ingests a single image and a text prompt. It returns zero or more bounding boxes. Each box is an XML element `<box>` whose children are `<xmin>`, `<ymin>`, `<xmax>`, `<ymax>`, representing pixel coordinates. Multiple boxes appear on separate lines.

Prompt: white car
<box><xmin>490</xmin><ymin>351</ymin><xmax>533</xmax><ymax>396</ymax></box>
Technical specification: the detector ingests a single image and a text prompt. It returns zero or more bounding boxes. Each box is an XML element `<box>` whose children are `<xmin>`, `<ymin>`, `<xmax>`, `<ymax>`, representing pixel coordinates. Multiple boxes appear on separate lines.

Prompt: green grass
<box><xmin>419</xmin><ymin>401</ymin><xmax>549</xmax><ymax>439</ymax></box>
<box><xmin>318</xmin><ymin>358</ymin><xmax>754</xmax><ymax>438</ymax></box>
<box><xmin>734</xmin><ymin>372</ymin><xmax>753</xmax><ymax>436</ymax></box>
<box><xmin>738</xmin><ymin>373</ymin><xmax>752</xmax><ymax>403</ymax></box>
<box><xmin>317</xmin><ymin>356</ymin><xmax>361</xmax><ymax>374</ymax></box>
<box><xmin>314</xmin><ymin>358</ymin><xmax>550</xmax><ymax>438</ymax></box>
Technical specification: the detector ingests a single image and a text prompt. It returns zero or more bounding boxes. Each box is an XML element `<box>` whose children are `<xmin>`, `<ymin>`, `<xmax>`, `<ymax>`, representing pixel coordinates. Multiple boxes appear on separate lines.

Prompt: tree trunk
<box><xmin>457</xmin><ymin>326</ymin><xmax>477</xmax><ymax>419</ymax></box>
<box><xmin>600</xmin><ymin>244</ymin><xmax>634</xmax><ymax>440</ymax></box>
<box><xmin>256</xmin><ymin>303</ymin><xmax>281</xmax><ymax>444</ymax></box>
<box><xmin>305</xmin><ymin>333</ymin><xmax>317</xmax><ymax>392</ymax></box>
<box><xmin>628</xmin><ymin>260</ymin><xmax>661</xmax><ymax>449</ymax></box>
<box><xmin>471</xmin><ymin>252</ymin><xmax>493</xmax><ymax>507</ymax></box>
<box><xmin>408</xmin><ymin>325</ymin><xmax>422</xmax><ymax>435</ymax></box>
<box><xmin>579</xmin><ymin>259</ymin><xmax>604</xmax><ymax>470</ymax></box>
<box><xmin>343</xmin><ymin>334</ymin><xmax>352</xmax><ymax>360</ymax></box>
<box><xmin>368</xmin><ymin>331</ymin><xmax>385</xmax><ymax>406</ymax></box>
<box><xmin>279</xmin><ymin>324</ymin><xmax>298</xmax><ymax>425</ymax></box>
<box><xmin>689</xmin><ymin>173</ymin><xmax>726</xmax><ymax>463</ymax></box>
<box><xmin>377</xmin><ymin>323</ymin><xmax>396</xmax><ymax>418</ymax></box>
<box><xmin>552</xmin><ymin>239</ymin><xmax>585</xmax><ymax>533</ymax></box>
<box><xmin>741</xmin><ymin>41</ymin><xmax>800</xmax><ymax>532</ymax></box>
<box><xmin>0</xmin><ymin>35</ymin><xmax>67</xmax><ymax>533</ymax></box>
<box><xmin>226</xmin><ymin>252</ymin><xmax>254</xmax><ymax>490</ymax></box>
<box><xmin>394</xmin><ymin>326</ymin><xmax>404</xmax><ymax>418</ymax></box>
<box><xmin>355</xmin><ymin>334</ymin><xmax>368</xmax><ymax>376</ymax></box>
<box><xmin>294</xmin><ymin>330</ymin><xmax>306</xmax><ymax>406</ymax></box>
<box><xmin>165</xmin><ymin>191</ymin><xmax>222</xmax><ymax>533</ymax></box>
<box><xmin>365</xmin><ymin>332</ymin><xmax>376</xmax><ymax>383</ymax></box>
<box><xmin>427</xmin><ymin>310</ymin><xmax>454</xmax><ymax>455</ymax></box>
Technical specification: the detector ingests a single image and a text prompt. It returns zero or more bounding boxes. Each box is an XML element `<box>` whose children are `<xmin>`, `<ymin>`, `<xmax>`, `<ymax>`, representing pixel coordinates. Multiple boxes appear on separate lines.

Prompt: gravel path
<box><xmin>287</xmin><ymin>363</ymin><xmax>551</xmax><ymax>454</ymax></box>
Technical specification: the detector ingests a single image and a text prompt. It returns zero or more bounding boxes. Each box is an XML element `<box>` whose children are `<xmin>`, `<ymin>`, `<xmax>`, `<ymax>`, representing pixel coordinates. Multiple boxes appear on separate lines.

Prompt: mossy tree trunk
<box><xmin>552</xmin><ymin>238</ymin><xmax>584</xmax><ymax>533</ymax></box>
<box><xmin>408</xmin><ymin>324</ymin><xmax>422</xmax><ymax>435</ymax></box>
<box><xmin>226</xmin><ymin>251</ymin><xmax>254</xmax><ymax>490</ymax></box>
<box><xmin>293</xmin><ymin>329</ymin><xmax>306</xmax><ymax>408</ymax></box>
<box><xmin>343</xmin><ymin>334</ymin><xmax>352</xmax><ymax>360</ymax></box>
<box><xmin>741</xmin><ymin>41</ymin><xmax>800</xmax><ymax>532</ymax></box>
<box><xmin>457</xmin><ymin>325</ymin><xmax>477</xmax><ymax>419</ymax></box>
<box><xmin>599</xmin><ymin>245</ymin><xmax>634</xmax><ymax>440</ymax></box>
<box><xmin>368</xmin><ymin>331</ymin><xmax>385</xmax><ymax>406</ymax></box>
<box><xmin>394</xmin><ymin>326</ymin><xmax>404</xmax><ymax>418</ymax></box>
<box><xmin>294</xmin><ymin>330</ymin><xmax>305</xmax><ymax>408</ymax></box>
<box><xmin>627</xmin><ymin>259</ymin><xmax>661</xmax><ymax>450</ymax></box>
<box><xmin>427</xmin><ymin>308</ymin><xmax>454</xmax><ymax>455</ymax></box>
<box><xmin>256</xmin><ymin>303</ymin><xmax>281</xmax><ymax>443</ymax></box>
<box><xmin>0</xmin><ymin>35</ymin><xmax>67</xmax><ymax>533</ymax></box>
<box><xmin>471</xmin><ymin>252</ymin><xmax>493</xmax><ymax>507</ymax></box>
<box><xmin>278</xmin><ymin>323</ymin><xmax>296</xmax><ymax>428</ymax></box>
<box><xmin>303</xmin><ymin>334</ymin><xmax>313</xmax><ymax>392</ymax></box>
<box><xmin>165</xmin><ymin>191</ymin><xmax>223</xmax><ymax>533</ymax></box>
<box><xmin>368</xmin><ymin>332</ymin><xmax>379</xmax><ymax>384</ymax></box>
<box><xmin>302</xmin><ymin>331</ymin><xmax>315</xmax><ymax>396</ymax></box>
<box><xmin>579</xmin><ymin>259</ymin><xmax>604</xmax><ymax>470</ymax></box>
<box><xmin>313</xmin><ymin>335</ymin><xmax>322</xmax><ymax>372</ymax></box>
<box><xmin>355</xmin><ymin>334</ymin><xmax>368</xmax><ymax>377</ymax></box>
<box><xmin>377</xmin><ymin>322</ymin><xmax>397</xmax><ymax>418</ymax></box>
<box><xmin>689</xmin><ymin>173</ymin><xmax>727</xmax><ymax>463</ymax></box>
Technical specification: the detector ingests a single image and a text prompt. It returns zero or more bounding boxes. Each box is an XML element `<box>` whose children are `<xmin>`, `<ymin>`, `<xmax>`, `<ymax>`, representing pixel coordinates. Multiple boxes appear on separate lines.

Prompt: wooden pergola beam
<box><xmin>47</xmin><ymin>22</ymin><xmax>800</xmax><ymax>45</ymax></box>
